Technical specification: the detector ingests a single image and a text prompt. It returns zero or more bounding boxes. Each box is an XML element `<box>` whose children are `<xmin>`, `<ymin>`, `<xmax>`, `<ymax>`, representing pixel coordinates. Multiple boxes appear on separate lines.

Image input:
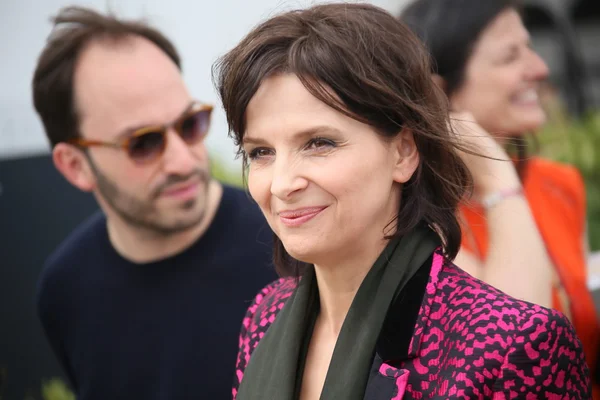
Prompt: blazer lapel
<box><xmin>364</xmin><ymin>355</ymin><xmax>410</xmax><ymax>400</ymax></box>
<box><xmin>364</xmin><ymin>251</ymin><xmax>446</xmax><ymax>400</ymax></box>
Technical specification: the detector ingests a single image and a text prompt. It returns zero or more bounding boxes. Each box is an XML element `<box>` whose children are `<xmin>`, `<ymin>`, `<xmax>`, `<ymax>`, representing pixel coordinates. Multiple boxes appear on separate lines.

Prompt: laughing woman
<box><xmin>213</xmin><ymin>3</ymin><xmax>591</xmax><ymax>399</ymax></box>
<box><xmin>399</xmin><ymin>2</ymin><xmax>600</xmax><ymax>396</ymax></box>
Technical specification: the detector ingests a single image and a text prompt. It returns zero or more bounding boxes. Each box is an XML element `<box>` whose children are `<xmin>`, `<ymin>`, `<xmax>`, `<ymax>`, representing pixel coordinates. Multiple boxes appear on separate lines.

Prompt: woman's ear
<box><xmin>392</xmin><ymin>128</ymin><xmax>419</xmax><ymax>184</ymax></box>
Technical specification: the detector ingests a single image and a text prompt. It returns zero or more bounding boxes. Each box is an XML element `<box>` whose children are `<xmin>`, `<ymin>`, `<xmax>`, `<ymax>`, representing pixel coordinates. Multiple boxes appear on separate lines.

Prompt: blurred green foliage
<box><xmin>210</xmin><ymin>156</ymin><xmax>243</xmax><ymax>188</ymax></box>
<box><xmin>40</xmin><ymin>379</ymin><xmax>74</xmax><ymax>400</ymax></box>
<box><xmin>535</xmin><ymin>108</ymin><xmax>600</xmax><ymax>251</ymax></box>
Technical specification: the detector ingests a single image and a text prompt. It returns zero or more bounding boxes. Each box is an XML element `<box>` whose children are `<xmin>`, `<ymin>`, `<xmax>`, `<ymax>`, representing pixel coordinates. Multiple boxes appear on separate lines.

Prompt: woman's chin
<box><xmin>282</xmin><ymin>241</ymin><xmax>323</xmax><ymax>265</ymax></box>
<box><xmin>512</xmin><ymin>109</ymin><xmax>547</xmax><ymax>134</ymax></box>
<box><xmin>284</xmin><ymin>248</ymin><xmax>316</xmax><ymax>264</ymax></box>
<box><xmin>493</xmin><ymin>118</ymin><xmax>546</xmax><ymax>138</ymax></box>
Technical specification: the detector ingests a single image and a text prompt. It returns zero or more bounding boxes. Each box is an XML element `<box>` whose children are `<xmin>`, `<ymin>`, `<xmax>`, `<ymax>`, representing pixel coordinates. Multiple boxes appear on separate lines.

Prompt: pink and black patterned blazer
<box><xmin>233</xmin><ymin>251</ymin><xmax>592</xmax><ymax>399</ymax></box>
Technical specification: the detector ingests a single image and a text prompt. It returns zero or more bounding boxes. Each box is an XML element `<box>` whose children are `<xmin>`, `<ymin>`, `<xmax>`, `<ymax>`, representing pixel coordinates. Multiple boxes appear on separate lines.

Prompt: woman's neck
<box><xmin>313</xmin><ymin>236</ymin><xmax>389</xmax><ymax>336</ymax></box>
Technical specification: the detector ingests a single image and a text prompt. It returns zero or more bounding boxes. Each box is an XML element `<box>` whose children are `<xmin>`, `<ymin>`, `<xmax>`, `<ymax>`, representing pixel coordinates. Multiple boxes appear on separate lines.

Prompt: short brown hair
<box><xmin>213</xmin><ymin>2</ymin><xmax>472</xmax><ymax>277</ymax></box>
<box><xmin>32</xmin><ymin>6</ymin><xmax>181</xmax><ymax>148</ymax></box>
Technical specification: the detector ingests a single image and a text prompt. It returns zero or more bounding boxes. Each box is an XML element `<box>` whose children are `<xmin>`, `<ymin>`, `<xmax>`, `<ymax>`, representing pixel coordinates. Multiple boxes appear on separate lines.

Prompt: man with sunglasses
<box><xmin>31</xmin><ymin>6</ymin><xmax>278</xmax><ymax>400</ymax></box>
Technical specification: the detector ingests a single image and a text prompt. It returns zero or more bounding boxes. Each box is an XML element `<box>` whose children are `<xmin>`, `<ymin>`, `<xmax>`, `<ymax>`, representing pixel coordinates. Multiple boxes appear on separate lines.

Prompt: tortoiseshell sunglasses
<box><xmin>69</xmin><ymin>102</ymin><xmax>213</xmax><ymax>164</ymax></box>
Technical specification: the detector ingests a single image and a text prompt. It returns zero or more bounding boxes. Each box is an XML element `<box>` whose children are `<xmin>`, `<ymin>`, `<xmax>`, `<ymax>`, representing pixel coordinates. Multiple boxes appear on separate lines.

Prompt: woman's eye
<box><xmin>306</xmin><ymin>137</ymin><xmax>335</xmax><ymax>150</ymax></box>
<box><xmin>499</xmin><ymin>48</ymin><xmax>519</xmax><ymax>64</ymax></box>
<box><xmin>247</xmin><ymin>147</ymin><xmax>273</xmax><ymax>160</ymax></box>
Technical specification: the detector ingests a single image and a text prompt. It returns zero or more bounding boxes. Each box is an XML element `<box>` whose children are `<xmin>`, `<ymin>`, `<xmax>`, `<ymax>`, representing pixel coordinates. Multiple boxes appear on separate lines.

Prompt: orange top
<box><xmin>460</xmin><ymin>157</ymin><xmax>599</xmax><ymax>396</ymax></box>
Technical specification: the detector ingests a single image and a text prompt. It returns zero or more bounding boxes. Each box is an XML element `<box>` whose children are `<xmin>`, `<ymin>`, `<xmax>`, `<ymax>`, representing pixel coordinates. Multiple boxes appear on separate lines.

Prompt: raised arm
<box><xmin>452</xmin><ymin>112</ymin><xmax>553</xmax><ymax>307</ymax></box>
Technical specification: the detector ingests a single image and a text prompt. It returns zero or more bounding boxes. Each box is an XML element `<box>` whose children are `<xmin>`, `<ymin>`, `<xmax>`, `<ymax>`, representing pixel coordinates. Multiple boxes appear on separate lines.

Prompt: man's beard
<box><xmin>87</xmin><ymin>156</ymin><xmax>210</xmax><ymax>236</ymax></box>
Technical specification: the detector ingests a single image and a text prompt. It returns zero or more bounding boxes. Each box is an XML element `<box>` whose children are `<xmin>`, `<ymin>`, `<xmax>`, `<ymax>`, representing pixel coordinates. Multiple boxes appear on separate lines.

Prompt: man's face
<box><xmin>72</xmin><ymin>36</ymin><xmax>212</xmax><ymax>235</ymax></box>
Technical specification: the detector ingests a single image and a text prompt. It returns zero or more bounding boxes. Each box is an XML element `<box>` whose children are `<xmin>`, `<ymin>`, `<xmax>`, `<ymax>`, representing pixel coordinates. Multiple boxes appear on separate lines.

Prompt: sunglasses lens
<box><xmin>127</xmin><ymin>131</ymin><xmax>165</xmax><ymax>162</ymax></box>
<box><xmin>180</xmin><ymin>109</ymin><xmax>211</xmax><ymax>144</ymax></box>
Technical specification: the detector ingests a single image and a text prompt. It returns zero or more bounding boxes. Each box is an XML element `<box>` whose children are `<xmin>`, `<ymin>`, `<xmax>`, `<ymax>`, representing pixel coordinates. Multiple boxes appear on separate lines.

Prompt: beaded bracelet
<box><xmin>481</xmin><ymin>187</ymin><xmax>523</xmax><ymax>209</ymax></box>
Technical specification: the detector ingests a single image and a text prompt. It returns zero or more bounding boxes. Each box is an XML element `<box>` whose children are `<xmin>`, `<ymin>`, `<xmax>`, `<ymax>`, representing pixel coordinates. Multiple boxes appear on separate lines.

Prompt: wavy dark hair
<box><xmin>213</xmin><ymin>2</ymin><xmax>473</xmax><ymax>276</ymax></box>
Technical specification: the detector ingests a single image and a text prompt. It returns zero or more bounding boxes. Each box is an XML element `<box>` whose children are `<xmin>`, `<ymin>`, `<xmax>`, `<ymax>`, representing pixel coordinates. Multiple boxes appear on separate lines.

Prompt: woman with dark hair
<box><xmin>214</xmin><ymin>2</ymin><xmax>590</xmax><ymax>398</ymax></box>
<box><xmin>400</xmin><ymin>0</ymin><xmax>599</xmax><ymax>395</ymax></box>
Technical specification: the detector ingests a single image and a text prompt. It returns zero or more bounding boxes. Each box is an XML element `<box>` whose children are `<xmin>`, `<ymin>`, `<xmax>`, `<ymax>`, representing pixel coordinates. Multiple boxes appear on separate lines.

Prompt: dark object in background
<box><xmin>0</xmin><ymin>152</ymin><xmax>98</xmax><ymax>399</ymax></box>
<box><xmin>521</xmin><ymin>0</ymin><xmax>600</xmax><ymax>115</ymax></box>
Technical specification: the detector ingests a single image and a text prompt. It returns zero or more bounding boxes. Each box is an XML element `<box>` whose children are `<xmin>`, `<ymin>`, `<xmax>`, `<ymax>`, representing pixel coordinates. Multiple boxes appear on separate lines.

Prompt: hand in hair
<box><xmin>449</xmin><ymin>111</ymin><xmax>521</xmax><ymax>198</ymax></box>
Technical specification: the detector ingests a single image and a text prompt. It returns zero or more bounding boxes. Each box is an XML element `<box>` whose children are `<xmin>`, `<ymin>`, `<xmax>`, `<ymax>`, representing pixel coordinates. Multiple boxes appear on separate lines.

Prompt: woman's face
<box><xmin>449</xmin><ymin>8</ymin><xmax>549</xmax><ymax>136</ymax></box>
<box><xmin>243</xmin><ymin>74</ymin><xmax>419</xmax><ymax>265</ymax></box>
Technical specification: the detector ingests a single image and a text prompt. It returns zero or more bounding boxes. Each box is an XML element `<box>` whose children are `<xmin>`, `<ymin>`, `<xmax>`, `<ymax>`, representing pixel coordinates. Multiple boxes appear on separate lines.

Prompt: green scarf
<box><xmin>237</xmin><ymin>223</ymin><xmax>440</xmax><ymax>400</ymax></box>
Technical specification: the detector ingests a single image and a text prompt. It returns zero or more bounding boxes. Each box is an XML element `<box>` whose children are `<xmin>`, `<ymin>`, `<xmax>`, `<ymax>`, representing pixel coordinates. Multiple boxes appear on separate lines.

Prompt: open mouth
<box><xmin>512</xmin><ymin>88</ymin><xmax>539</xmax><ymax>106</ymax></box>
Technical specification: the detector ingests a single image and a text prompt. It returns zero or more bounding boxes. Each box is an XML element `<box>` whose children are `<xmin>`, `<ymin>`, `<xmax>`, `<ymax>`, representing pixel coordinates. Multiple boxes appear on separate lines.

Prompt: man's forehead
<box><xmin>74</xmin><ymin>37</ymin><xmax>189</xmax><ymax>139</ymax></box>
<box><xmin>75</xmin><ymin>36</ymin><xmax>181</xmax><ymax>93</ymax></box>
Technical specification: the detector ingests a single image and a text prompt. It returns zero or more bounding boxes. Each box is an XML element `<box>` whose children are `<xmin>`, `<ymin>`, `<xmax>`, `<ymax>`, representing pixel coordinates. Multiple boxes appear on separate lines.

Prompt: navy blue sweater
<box><xmin>36</xmin><ymin>185</ymin><xmax>278</xmax><ymax>399</ymax></box>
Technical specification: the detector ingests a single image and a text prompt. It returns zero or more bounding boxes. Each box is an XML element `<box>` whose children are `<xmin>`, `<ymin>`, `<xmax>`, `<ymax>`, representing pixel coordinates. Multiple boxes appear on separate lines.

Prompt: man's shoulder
<box><xmin>37</xmin><ymin>211</ymin><xmax>107</xmax><ymax>320</ymax></box>
<box><xmin>41</xmin><ymin>211</ymin><xmax>107</xmax><ymax>282</ymax></box>
<box><xmin>221</xmin><ymin>184</ymin><xmax>262</xmax><ymax>217</ymax></box>
<box><xmin>218</xmin><ymin>184</ymin><xmax>272</xmax><ymax>243</ymax></box>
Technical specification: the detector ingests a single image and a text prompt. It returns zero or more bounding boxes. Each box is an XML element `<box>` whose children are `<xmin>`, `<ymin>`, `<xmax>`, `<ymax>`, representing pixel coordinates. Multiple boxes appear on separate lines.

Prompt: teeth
<box><xmin>516</xmin><ymin>89</ymin><xmax>538</xmax><ymax>102</ymax></box>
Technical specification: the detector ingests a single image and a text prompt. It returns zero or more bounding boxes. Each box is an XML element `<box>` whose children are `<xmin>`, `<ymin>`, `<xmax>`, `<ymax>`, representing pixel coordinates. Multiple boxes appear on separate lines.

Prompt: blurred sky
<box><xmin>0</xmin><ymin>0</ymin><xmax>409</xmax><ymax>170</ymax></box>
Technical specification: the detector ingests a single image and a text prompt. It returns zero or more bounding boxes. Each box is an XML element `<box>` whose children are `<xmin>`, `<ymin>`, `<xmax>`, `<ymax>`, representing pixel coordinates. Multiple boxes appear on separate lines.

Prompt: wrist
<box><xmin>479</xmin><ymin>186</ymin><xmax>524</xmax><ymax>210</ymax></box>
<box><xmin>476</xmin><ymin>168</ymin><xmax>521</xmax><ymax>197</ymax></box>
